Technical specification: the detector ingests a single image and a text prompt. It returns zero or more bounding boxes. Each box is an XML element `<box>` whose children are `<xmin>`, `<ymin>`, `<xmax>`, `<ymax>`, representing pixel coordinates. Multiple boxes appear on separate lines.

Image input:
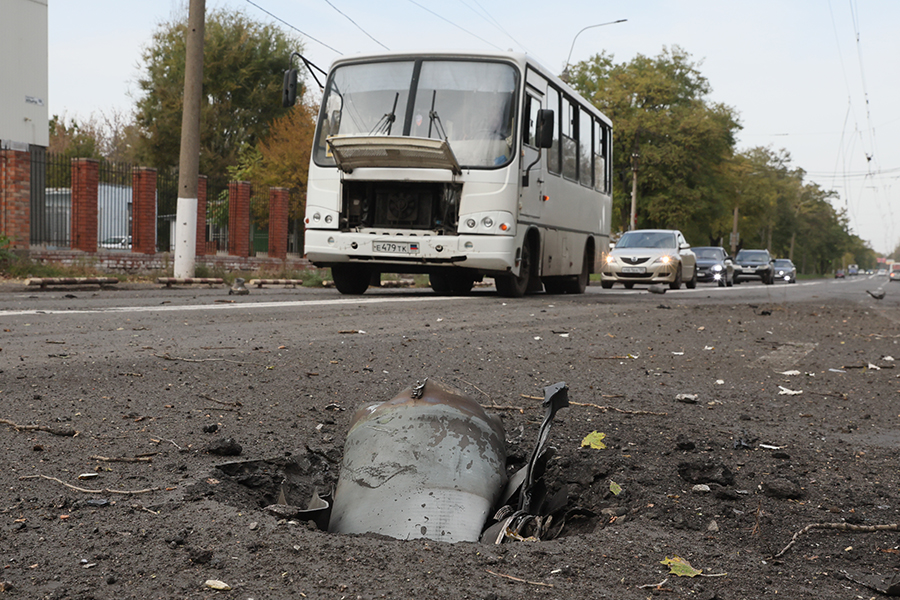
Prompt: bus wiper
<box><xmin>427</xmin><ymin>90</ymin><xmax>448</xmax><ymax>141</ymax></box>
<box><xmin>369</xmin><ymin>92</ymin><xmax>400</xmax><ymax>135</ymax></box>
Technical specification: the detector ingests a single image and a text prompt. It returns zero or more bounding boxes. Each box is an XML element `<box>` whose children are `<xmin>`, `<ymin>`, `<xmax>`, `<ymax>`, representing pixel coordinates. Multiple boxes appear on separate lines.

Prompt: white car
<box><xmin>601</xmin><ymin>229</ymin><xmax>697</xmax><ymax>289</ymax></box>
<box><xmin>99</xmin><ymin>236</ymin><xmax>132</xmax><ymax>249</ymax></box>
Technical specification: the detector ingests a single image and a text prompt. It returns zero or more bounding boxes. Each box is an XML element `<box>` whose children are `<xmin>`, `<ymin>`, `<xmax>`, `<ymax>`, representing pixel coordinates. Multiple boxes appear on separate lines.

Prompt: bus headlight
<box><xmin>482</xmin><ymin>216</ymin><xmax>494</xmax><ymax>228</ymax></box>
<box><xmin>466</xmin><ymin>218</ymin><xmax>477</xmax><ymax>229</ymax></box>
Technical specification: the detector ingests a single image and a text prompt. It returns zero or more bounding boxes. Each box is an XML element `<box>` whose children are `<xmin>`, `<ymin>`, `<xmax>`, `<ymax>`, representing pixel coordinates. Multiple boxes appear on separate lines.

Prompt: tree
<box><xmin>133</xmin><ymin>7</ymin><xmax>302</xmax><ymax>188</ymax></box>
<box><xmin>228</xmin><ymin>99</ymin><xmax>317</xmax><ymax>228</ymax></box>
<box><xmin>569</xmin><ymin>46</ymin><xmax>741</xmax><ymax>240</ymax></box>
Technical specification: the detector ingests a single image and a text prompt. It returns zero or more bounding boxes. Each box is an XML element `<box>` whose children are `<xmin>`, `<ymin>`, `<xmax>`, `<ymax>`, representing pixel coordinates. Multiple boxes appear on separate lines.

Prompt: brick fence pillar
<box><xmin>227</xmin><ymin>180</ymin><xmax>250</xmax><ymax>258</ymax></box>
<box><xmin>268</xmin><ymin>187</ymin><xmax>289</xmax><ymax>260</ymax></box>
<box><xmin>132</xmin><ymin>167</ymin><xmax>157</xmax><ymax>255</ymax></box>
<box><xmin>195</xmin><ymin>175</ymin><xmax>207</xmax><ymax>256</ymax></box>
<box><xmin>71</xmin><ymin>158</ymin><xmax>99</xmax><ymax>252</ymax></box>
<box><xmin>0</xmin><ymin>145</ymin><xmax>30</xmax><ymax>250</ymax></box>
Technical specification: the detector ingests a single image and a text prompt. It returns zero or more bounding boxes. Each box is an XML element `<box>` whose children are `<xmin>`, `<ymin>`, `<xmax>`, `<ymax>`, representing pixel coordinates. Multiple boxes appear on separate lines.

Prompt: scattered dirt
<box><xmin>1</xmin><ymin>290</ymin><xmax>899</xmax><ymax>599</ymax></box>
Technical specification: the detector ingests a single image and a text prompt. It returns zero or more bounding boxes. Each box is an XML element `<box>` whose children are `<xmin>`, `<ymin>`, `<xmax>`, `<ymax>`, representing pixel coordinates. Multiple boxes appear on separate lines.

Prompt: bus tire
<box><xmin>496</xmin><ymin>241</ymin><xmax>532</xmax><ymax>298</ymax></box>
<box><xmin>562</xmin><ymin>246</ymin><xmax>591</xmax><ymax>294</ymax></box>
<box><xmin>430</xmin><ymin>270</ymin><xmax>475</xmax><ymax>295</ymax></box>
<box><xmin>331</xmin><ymin>264</ymin><xmax>371</xmax><ymax>295</ymax></box>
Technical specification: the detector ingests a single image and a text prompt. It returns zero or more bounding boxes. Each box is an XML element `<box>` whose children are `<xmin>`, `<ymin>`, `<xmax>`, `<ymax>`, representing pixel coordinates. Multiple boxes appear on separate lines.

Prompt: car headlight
<box><xmin>651</xmin><ymin>255</ymin><xmax>675</xmax><ymax>265</ymax></box>
<box><xmin>711</xmin><ymin>264</ymin><xmax>723</xmax><ymax>272</ymax></box>
<box><xmin>605</xmin><ymin>255</ymin><xmax>616</xmax><ymax>265</ymax></box>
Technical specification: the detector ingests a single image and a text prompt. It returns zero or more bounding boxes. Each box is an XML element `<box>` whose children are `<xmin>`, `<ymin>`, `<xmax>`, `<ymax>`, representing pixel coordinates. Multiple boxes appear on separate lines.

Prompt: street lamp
<box><xmin>559</xmin><ymin>19</ymin><xmax>627</xmax><ymax>82</ymax></box>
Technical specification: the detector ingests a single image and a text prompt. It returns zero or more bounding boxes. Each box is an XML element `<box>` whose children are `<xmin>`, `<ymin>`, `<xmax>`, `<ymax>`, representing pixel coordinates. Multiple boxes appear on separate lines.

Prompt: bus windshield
<box><xmin>314</xmin><ymin>59</ymin><xmax>519</xmax><ymax>169</ymax></box>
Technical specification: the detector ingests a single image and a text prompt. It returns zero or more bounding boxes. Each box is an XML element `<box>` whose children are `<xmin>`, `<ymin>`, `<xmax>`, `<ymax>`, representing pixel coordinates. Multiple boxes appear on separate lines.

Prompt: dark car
<box><xmin>773</xmin><ymin>258</ymin><xmax>797</xmax><ymax>283</ymax></box>
<box><xmin>693</xmin><ymin>246</ymin><xmax>734</xmax><ymax>287</ymax></box>
<box><xmin>734</xmin><ymin>249</ymin><xmax>774</xmax><ymax>284</ymax></box>
<box><xmin>835</xmin><ymin>269</ymin><xmax>845</xmax><ymax>279</ymax></box>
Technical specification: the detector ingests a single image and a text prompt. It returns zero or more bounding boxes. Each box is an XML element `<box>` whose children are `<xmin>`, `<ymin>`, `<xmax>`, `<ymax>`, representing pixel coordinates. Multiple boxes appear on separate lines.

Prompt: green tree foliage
<box><xmin>133</xmin><ymin>8</ymin><xmax>301</xmax><ymax>188</ymax></box>
<box><xmin>228</xmin><ymin>100</ymin><xmax>317</xmax><ymax>228</ymax></box>
<box><xmin>569</xmin><ymin>46</ymin><xmax>740</xmax><ymax>240</ymax></box>
<box><xmin>48</xmin><ymin>115</ymin><xmax>102</xmax><ymax>160</ymax></box>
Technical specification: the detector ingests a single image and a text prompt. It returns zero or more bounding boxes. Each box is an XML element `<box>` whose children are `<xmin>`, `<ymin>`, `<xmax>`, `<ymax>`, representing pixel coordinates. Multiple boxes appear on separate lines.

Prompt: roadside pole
<box><xmin>174</xmin><ymin>0</ymin><xmax>205</xmax><ymax>278</ymax></box>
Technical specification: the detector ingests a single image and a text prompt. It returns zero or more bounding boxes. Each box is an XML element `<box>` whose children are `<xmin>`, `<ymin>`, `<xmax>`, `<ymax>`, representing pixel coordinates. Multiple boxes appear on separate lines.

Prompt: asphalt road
<box><xmin>1</xmin><ymin>273</ymin><xmax>894</xmax><ymax>376</ymax></box>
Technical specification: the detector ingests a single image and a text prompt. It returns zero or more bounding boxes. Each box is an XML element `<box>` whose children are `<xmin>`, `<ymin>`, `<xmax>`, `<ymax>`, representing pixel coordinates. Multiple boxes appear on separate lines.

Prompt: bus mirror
<box><xmin>536</xmin><ymin>109</ymin><xmax>554</xmax><ymax>149</ymax></box>
<box><xmin>282</xmin><ymin>69</ymin><xmax>298</xmax><ymax>107</ymax></box>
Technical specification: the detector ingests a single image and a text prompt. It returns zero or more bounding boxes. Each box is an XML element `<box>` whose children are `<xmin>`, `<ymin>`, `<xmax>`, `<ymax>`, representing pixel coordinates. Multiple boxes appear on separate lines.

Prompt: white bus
<box><xmin>288</xmin><ymin>51</ymin><xmax>612</xmax><ymax>297</ymax></box>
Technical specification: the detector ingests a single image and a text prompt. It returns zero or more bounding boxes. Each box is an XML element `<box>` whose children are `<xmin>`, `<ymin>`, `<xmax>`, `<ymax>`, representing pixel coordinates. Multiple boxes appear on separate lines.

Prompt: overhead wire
<box><xmin>456</xmin><ymin>0</ymin><xmax>536</xmax><ymax>58</ymax></box>
<box><xmin>242</xmin><ymin>0</ymin><xmax>342</xmax><ymax>55</ymax></box>
<box><xmin>405</xmin><ymin>0</ymin><xmax>505</xmax><ymax>51</ymax></box>
<box><xmin>321</xmin><ymin>0</ymin><xmax>390</xmax><ymax>51</ymax></box>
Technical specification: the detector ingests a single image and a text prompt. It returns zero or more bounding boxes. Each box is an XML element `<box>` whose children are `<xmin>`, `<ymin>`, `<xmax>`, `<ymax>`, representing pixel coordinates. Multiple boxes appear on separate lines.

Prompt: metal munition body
<box><xmin>328</xmin><ymin>380</ymin><xmax>507</xmax><ymax>543</ymax></box>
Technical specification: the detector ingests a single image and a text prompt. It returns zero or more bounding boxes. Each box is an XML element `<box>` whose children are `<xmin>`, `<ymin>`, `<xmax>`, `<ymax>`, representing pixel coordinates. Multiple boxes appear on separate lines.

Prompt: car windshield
<box><xmin>694</xmin><ymin>248</ymin><xmax>724</xmax><ymax>260</ymax></box>
<box><xmin>736</xmin><ymin>250</ymin><xmax>768</xmax><ymax>261</ymax></box>
<box><xmin>616</xmin><ymin>231</ymin><xmax>676</xmax><ymax>249</ymax></box>
<box><xmin>314</xmin><ymin>59</ymin><xmax>518</xmax><ymax>169</ymax></box>
<box><xmin>774</xmin><ymin>260</ymin><xmax>793</xmax><ymax>268</ymax></box>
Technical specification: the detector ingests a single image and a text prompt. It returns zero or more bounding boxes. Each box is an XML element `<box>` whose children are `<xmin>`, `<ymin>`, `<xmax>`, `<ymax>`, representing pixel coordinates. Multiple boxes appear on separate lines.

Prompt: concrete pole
<box><xmin>730</xmin><ymin>204</ymin><xmax>739</xmax><ymax>256</ymax></box>
<box><xmin>174</xmin><ymin>0</ymin><xmax>205</xmax><ymax>278</ymax></box>
<box><xmin>629</xmin><ymin>152</ymin><xmax>638</xmax><ymax>231</ymax></box>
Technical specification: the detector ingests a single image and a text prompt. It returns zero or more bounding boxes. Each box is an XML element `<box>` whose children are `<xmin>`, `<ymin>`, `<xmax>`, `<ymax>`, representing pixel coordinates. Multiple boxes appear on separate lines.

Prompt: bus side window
<box><xmin>561</xmin><ymin>97</ymin><xmax>577</xmax><ymax>181</ymax></box>
<box><xmin>546</xmin><ymin>87</ymin><xmax>560</xmax><ymax>174</ymax></box>
<box><xmin>524</xmin><ymin>94</ymin><xmax>541</xmax><ymax>148</ymax></box>
<box><xmin>579</xmin><ymin>108</ymin><xmax>592</xmax><ymax>187</ymax></box>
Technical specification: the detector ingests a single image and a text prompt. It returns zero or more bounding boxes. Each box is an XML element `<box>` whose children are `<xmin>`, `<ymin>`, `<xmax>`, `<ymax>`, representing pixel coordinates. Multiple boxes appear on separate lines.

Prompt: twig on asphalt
<box><xmin>19</xmin><ymin>474</ymin><xmax>160</xmax><ymax>495</ymax></box>
<box><xmin>89</xmin><ymin>455</ymin><xmax>154</xmax><ymax>463</ymax></box>
<box><xmin>485</xmin><ymin>569</ymin><xmax>554</xmax><ymax>587</ymax></box>
<box><xmin>637</xmin><ymin>578</ymin><xmax>669</xmax><ymax>590</ymax></box>
<box><xmin>771</xmin><ymin>522</ymin><xmax>900</xmax><ymax>560</ymax></box>
<box><xmin>150</xmin><ymin>437</ymin><xmax>182</xmax><ymax>450</ymax></box>
<box><xmin>154</xmin><ymin>353</ymin><xmax>254</xmax><ymax>366</ymax></box>
<box><xmin>570</xmin><ymin>400</ymin><xmax>666</xmax><ymax>416</ymax></box>
<box><xmin>198</xmin><ymin>393</ymin><xmax>242</xmax><ymax>408</ymax></box>
<box><xmin>0</xmin><ymin>418</ymin><xmax>77</xmax><ymax>437</ymax></box>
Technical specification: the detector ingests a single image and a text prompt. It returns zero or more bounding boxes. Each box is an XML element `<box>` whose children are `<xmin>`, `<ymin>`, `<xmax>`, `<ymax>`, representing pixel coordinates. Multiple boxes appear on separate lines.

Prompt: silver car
<box><xmin>601</xmin><ymin>229</ymin><xmax>697</xmax><ymax>289</ymax></box>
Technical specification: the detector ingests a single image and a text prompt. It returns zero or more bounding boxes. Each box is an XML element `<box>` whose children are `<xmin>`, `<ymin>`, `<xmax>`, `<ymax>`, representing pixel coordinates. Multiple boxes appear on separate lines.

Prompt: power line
<box><xmin>405</xmin><ymin>0</ymin><xmax>504</xmax><ymax>51</ymax></box>
<box><xmin>456</xmin><ymin>0</ymin><xmax>535</xmax><ymax>57</ymax></box>
<box><xmin>243</xmin><ymin>0</ymin><xmax>343</xmax><ymax>55</ymax></box>
<box><xmin>321</xmin><ymin>0</ymin><xmax>389</xmax><ymax>51</ymax></box>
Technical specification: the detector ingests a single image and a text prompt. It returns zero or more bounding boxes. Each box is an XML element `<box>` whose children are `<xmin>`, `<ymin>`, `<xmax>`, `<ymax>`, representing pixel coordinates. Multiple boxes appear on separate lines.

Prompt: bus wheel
<box><xmin>430</xmin><ymin>270</ymin><xmax>475</xmax><ymax>295</ymax></box>
<box><xmin>331</xmin><ymin>264</ymin><xmax>371</xmax><ymax>295</ymax></box>
<box><xmin>496</xmin><ymin>242</ymin><xmax>532</xmax><ymax>298</ymax></box>
<box><xmin>562</xmin><ymin>246</ymin><xmax>591</xmax><ymax>294</ymax></box>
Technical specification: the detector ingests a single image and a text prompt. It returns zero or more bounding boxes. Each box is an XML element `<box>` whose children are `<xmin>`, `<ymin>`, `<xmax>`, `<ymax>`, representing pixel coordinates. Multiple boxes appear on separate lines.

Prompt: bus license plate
<box><xmin>373</xmin><ymin>241</ymin><xmax>418</xmax><ymax>254</ymax></box>
<box><xmin>621</xmin><ymin>266</ymin><xmax>645</xmax><ymax>274</ymax></box>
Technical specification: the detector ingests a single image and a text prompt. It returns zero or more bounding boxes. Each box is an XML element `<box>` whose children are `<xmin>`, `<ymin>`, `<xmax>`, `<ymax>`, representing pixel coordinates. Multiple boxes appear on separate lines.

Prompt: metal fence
<box><xmin>97</xmin><ymin>161</ymin><xmax>133</xmax><ymax>251</ymax></box>
<box><xmin>30</xmin><ymin>148</ymin><xmax>71</xmax><ymax>247</ymax></box>
<box><xmin>27</xmin><ymin>151</ymin><xmax>300</xmax><ymax>257</ymax></box>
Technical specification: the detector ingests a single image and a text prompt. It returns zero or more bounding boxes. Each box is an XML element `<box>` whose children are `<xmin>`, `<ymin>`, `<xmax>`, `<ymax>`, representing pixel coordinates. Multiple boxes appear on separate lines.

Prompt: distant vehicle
<box><xmin>291</xmin><ymin>50</ymin><xmax>614</xmax><ymax>297</ymax></box>
<box><xmin>601</xmin><ymin>229</ymin><xmax>697</xmax><ymax>290</ymax></box>
<box><xmin>99</xmin><ymin>236</ymin><xmax>132</xmax><ymax>249</ymax></box>
<box><xmin>890</xmin><ymin>264</ymin><xmax>900</xmax><ymax>282</ymax></box>
<box><xmin>693</xmin><ymin>246</ymin><xmax>734</xmax><ymax>287</ymax></box>
<box><xmin>734</xmin><ymin>249</ymin><xmax>775</xmax><ymax>284</ymax></box>
<box><xmin>835</xmin><ymin>269</ymin><xmax>845</xmax><ymax>279</ymax></box>
<box><xmin>773</xmin><ymin>258</ymin><xmax>797</xmax><ymax>283</ymax></box>
<box><xmin>877</xmin><ymin>268</ymin><xmax>887</xmax><ymax>276</ymax></box>
<box><xmin>848</xmin><ymin>264</ymin><xmax>859</xmax><ymax>276</ymax></box>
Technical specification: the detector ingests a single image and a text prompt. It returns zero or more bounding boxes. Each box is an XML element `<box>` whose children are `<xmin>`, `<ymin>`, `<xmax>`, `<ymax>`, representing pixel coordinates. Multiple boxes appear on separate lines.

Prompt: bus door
<box><xmin>519</xmin><ymin>91</ymin><xmax>545</xmax><ymax>219</ymax></box>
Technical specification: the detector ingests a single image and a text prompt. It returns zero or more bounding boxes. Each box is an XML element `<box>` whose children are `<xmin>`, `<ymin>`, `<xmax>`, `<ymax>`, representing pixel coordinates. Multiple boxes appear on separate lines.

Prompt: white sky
<box><xmin>48</xmin><ymin>0</ymin><xmax>899</xmax><ymax>254</ymax></box>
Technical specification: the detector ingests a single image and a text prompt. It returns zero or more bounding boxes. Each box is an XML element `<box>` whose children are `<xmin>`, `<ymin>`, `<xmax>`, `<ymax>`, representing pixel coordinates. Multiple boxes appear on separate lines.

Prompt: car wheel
<box><xmin>669</xmin><ymin>264</ymin><xmax>683</xmax><ymax>290</ymax></box>
<box><xmin>624</xmin><ymin>282</ymin><xmax>635</xmax><ymax>289</ymax></box>
<box><xmin>685</xmin><ymin>266</ymin><xmax>698</xmax><ymax>289</ymax></box>
<box><xmin>331</xmin><ymin>264</ymin><xmax>371</xmax><ymax>295</ymax></box>
<box><xmin>600</xmin><ymin>280</ymin><xmax>614</xmax><ymax>289</ymax></box>
<box><xmin>726</xmin><ymin>272</ymin><xmax>734</xmax><ymax>287</ymax></box>
<box><xmin>718</xmin><ymin>277</ymin><xmax>726</xmax><ymax>288</ymax></box>
<box><xmin>764</xmin><ymin>272</ymin><xmax>774</xmax><ymax>285</ymax></box>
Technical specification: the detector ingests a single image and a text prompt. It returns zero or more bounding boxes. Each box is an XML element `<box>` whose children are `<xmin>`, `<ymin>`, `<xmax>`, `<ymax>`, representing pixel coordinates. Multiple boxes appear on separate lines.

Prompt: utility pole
<box><xmin>730</xmin><ymin>204</ymin><xmax>739</xmax><ymax>256</ymax></box>
<box><xmin>629</xmin><ymin>151</ymin><xmax>639</xmax><ymax>231</ymax></box>
<box><xmin>174</xmin><ymin>0</ymin><xmax>205</xmax><ymax>278</ymax></box>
